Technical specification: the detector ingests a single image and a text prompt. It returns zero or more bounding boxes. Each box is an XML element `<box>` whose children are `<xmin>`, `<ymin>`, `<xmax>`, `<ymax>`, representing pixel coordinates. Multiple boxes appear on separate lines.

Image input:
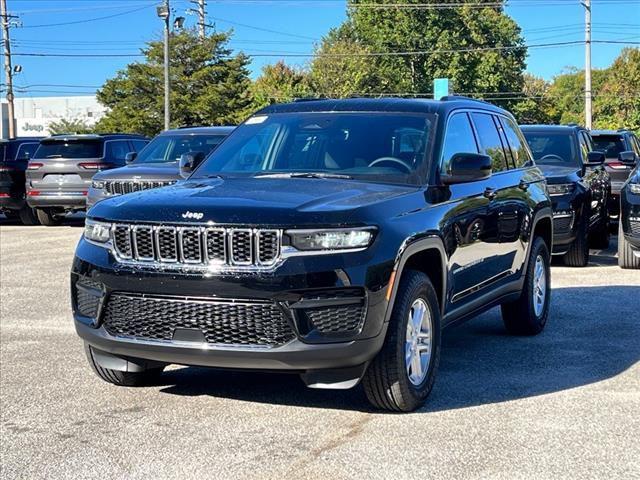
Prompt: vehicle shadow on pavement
<box><xmin>157</xmin><ymin>284</ymin><xmax>640</xmax><ymax>413</ymax></box>
<box><xmin>0</xmin><ymin>213</ymin><xmax>85</xmax><ymax>227</ymax></box>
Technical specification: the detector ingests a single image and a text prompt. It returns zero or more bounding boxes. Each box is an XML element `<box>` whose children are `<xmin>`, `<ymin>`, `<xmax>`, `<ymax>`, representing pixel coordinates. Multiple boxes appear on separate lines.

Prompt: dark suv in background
<box><xmin>87</xmin><ymin>127</ymin><xmax>233</xmax><ymax>209</ymax></box>
<box><xmin>521</xmin><ymin>125</ymin><xmax>610</xmax><ymax>266</ymax></box>
<box><xmin>0</xmin><ymin>137</ymin><xmax>42</xmax><ymax>225</ymax></box>
<box><xmin>72</xmin><ymin>97</ymin><xmax>553</xmax><ymax>412</ymax></box>
<box><xmin>26</xmin><ymin>134</ymin><xmax>148</xmax><ymax>225</ymax></box>
<box><xmin>590</xmin><ymin>129</ymin><xmax>640</xmax><ymax>218</ymax></box>
<box><xmin>619</xmin><ymin>165</ymin><xmax>640</xmax><ymax>269</ymax></box>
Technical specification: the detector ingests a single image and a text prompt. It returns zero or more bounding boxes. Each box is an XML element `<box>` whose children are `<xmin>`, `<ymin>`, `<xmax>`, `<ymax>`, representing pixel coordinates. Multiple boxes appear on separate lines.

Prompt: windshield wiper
<box><xmin>255</xmin><ymin>172</ymin><xmax>353</xmax><ymax>180</ymax></box>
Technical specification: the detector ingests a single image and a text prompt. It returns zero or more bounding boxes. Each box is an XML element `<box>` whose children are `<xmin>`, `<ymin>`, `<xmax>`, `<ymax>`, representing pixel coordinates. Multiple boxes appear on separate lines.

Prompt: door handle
<box><xmin>484</xmin><ymin>187</ymin><xmax>497</xmax><ymax>200</ymax></box>
<box><xmin>518</xmin><ymin>180</ymin><xmax>529</xmax><ymax>191</ymax></box>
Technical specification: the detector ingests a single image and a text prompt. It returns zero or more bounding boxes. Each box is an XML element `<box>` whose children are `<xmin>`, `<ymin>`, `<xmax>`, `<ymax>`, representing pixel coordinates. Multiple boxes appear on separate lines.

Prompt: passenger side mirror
<box><xmin>619</xmin><ymin>151</ymin><xmax>638</xmax><ymax>165</ymax></box>
<box><xmin>441</xmin><ymin>153</ymin><xmax>492</xmax><ymax>185</ymax></box>
<box><xmin>125</xmin><ymin>152</ymin><xmax>137</xmax><ymax>164</ymax></box>
<box><xmin>585</xmin><ymin>150</ymin><xmax>605</xmax><ymax>166</ymax></box>
<box><xmin>179</xmin><ymin>152</ymin><xmax>205</xmax><ymax>178</ymax></box>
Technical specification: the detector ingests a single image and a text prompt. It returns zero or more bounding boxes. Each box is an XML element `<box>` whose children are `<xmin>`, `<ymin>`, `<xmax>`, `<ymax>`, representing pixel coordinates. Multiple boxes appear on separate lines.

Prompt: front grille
<box><xmin>553</xmin><ymin>213</ymin><xmax>574</xmax><ymax>233</ymax></box>
<box><xmin>111</xmin><ymin>224</ymin><xmax>281</xmax><ymax>268</ymax></box>
<box><xmin>102</xmin><ymin>293</ymin><xmax>296</xmax><ymax>347</ymax></box>
<box><xmin>104</xmin><ymin>180</ymin><xmax>175</xmax><ymax>195</ymax></box>
<box><xmin>75</xmin><ymin>278</ymin><xmax>103</xmax><ymax>318</ymax></box>
<box><xmin>629</xmin><ymin>219</ymin><xmax>640</xmax><ymax>235</ymax></box>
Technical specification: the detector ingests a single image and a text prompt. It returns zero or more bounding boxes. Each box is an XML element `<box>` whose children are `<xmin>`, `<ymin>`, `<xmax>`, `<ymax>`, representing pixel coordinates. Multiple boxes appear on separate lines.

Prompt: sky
<box><xmin>2</xmin><ymin>0</ymin><xmax>639</xmax><ymax>98</ymax></box>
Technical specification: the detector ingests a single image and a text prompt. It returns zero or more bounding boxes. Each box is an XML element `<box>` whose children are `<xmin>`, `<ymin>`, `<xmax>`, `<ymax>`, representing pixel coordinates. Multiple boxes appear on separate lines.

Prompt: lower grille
<box><xmin>304</xmin><ymin>304</ymin><xmax>365</xmax><ymax>333</ymax></box>
<box><xmin>553</xmin><ymin>213</ymin><xmax>574</xmax><ymax>233</ymax></box>
<box><xmin>102</xmin><ymin>293</ymin><xmax>296</xmax><ymax>347</ymax></box>
<box><xmin>105</xmin><ymin>180</ymin><xmax>175</xmax><ymax>195</ymax></box>
<box><xmin>293</xmin><ymin>289</ymin><xmax>366</xmax><ymax>335</ymax></box>
<box><xmin>630</xmin><ymin>219</ymin><xmax>640</xmax><ymax>235</ymax></box>
<box><xmin>75</xmin><ymin>278</ymin><xmax>103</xmax><ymax>318</ymax></box>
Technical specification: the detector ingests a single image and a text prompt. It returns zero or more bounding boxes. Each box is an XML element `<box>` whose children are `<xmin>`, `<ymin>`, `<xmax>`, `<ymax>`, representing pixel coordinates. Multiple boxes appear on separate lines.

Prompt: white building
<box><xmin>1</xmin><ymin>96</ymin><xmax>106</xmax><ymax>139</ymax></box>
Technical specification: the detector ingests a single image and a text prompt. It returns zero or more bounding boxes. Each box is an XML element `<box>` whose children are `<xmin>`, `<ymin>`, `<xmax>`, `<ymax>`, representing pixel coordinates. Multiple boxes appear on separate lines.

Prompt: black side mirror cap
<box><xmin>441</xmin><ymin>153</ymin><xmax>492</xmax><ymax>185</ymax></box>
<box><xmin>125</xmin><ymin>152</ymin><xmax>137</xmax><ymax>164</ymax></box>
<box><xmin>619</xmin><ymin>150</ymin><xmax>638</xmax><ymax>165</ymax></box>
<box><xmin>586</xmin><ymin>150</ymin><xmax>605</xmax><ymax>166</ymax></box>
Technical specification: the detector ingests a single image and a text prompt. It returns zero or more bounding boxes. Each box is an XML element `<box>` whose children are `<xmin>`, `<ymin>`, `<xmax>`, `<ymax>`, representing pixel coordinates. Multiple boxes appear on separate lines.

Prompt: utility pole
<box><xmin>1</xmin><ymin>0</ymin><xmax>16</xmax><ymax>139</ymax></box>
<box><xmin>189</xmin><ymin>0</ymin><xmax>207</xmax><ymax>39</ymax></box>
<box><xmin>584</xmin><ymin>0</ymin><xmax>592</xmax><ymax>129</ymax></box>
<box><xmin>157</xmin><ymin>0</ymin><xmax>171</xmax><ymax>130</ymax></box>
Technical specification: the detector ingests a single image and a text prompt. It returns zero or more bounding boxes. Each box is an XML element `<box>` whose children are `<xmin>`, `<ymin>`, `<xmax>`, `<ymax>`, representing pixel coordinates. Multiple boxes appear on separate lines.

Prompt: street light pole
<box><xmin>157</xmin><ymin>0</ymin><xmax>171</xmax><ymax>131</ymax></box>
<box><xmin>584</xmin><ymin>0</ymin><xmax>592</xmax><ymax>129</ymax></box>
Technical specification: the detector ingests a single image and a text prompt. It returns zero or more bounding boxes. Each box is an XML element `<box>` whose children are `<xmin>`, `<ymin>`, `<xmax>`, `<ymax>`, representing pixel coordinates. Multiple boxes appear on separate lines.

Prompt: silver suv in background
<box><xmin>87</xmin><ymin>126</ymin><xmax>234</xmax><ymax>209</ymax></box>
<box><xmin>26</xmin><ymin>134</ymin><xmax>149</xmax><ymax>225</ymax></box>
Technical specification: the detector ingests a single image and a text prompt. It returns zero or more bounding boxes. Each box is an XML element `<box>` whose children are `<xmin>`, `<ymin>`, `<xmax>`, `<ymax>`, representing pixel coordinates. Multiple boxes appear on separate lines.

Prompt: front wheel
<box><xmin>362</xmin><ymin>270</ymin><xmax>441</xmax><ymax>412</ymax></box>
<box><xmin>563</xmin><ymin>216</ymin><xmax>589</xmax><ymax>267</ymax></box>
<box><xmin>36</xmin><ymin>208</ymin><xmax>63</xmax><ymax>226</ymax></box>
<box><xmin>618</xmin><ymin>222</ymin><xmax>640</xmax><ymax>269</ymax></box>
<box><xmin>501</xmin><ymin>236</ymin><xmax>551</xmax><ymax>335</ymax></box>
<box><xmin>19</xmin><ymin>205</ymin><xmax>40</xmax><ymax>225</ymax></box>
<box><xmin>84</xmin><ymin>343</ymin><xmax>164</xmax><ymax>387</ymax></box>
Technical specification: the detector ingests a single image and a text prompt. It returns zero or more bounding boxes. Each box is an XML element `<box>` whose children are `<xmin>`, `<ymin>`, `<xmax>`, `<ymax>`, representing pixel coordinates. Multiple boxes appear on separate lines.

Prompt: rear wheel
<box><xmin>502</xmin><ymin>236</ymin><xmax>551</xmax><ymax>336</ymax></box>
<box><xmin>18</xmin><ymin>205</ymin><xmax>40</xmax><ymax>225</ymax></box>
<box><xmin>362</xmin><ymin>270</ymin><xmax>441</xmax><ymax>412</ymax></box>
<box><xmin>84</xmin><ymin>343</ymin><xmax>164</xmax><ymax>387</ymax></box>
<box><xmin>563</xmin><ymin>215</ymin><xmax>589</xmax><ymax>267</ymax></box>
<box><xmin>36</xmin><ymin>208</ymin><xmax>63</xmax><ymax>226</ymax></box>
<box><xmin>618</xmin><ymin>222</ymin><xmax>640</xmax><ymax>269</ymax></box>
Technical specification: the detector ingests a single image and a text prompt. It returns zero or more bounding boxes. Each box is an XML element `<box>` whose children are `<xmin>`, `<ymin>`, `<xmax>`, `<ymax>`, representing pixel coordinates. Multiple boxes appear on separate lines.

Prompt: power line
<box><xmin>20</xmin><ymin>4</ymin><xmax>155</xmax><ymax>29</ymax></box>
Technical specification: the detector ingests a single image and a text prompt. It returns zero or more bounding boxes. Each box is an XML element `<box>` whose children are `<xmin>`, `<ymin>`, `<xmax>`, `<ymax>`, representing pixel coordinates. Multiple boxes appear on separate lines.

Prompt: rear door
<box><xmin>28</xmin><ymin>138</ymin><xmax>104</xmax><ymax>195</ymax></box>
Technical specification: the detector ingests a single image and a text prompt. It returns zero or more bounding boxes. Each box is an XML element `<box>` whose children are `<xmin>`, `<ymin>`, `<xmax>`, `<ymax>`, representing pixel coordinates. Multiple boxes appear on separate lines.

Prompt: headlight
<box><xmin>547</xmin><ymin>183</ymin><xmax>575</xmax><ymax>196</ymax></box>
<box><xmin>287</xmin><ymin>228</ymin><xmax>375</xmax><ymax>251</ymax></box>
<box><xmin>84</xmin><ymin>219</ymin><xmax>112</xmax><ymax>243</ymax></box>
<box><xmin>91</xmin><ymin>180</ymin><xmax>105</xmax><ymax>189</ymax></box>
<box><xmin>629</xmin><ymin>183</ymin><xmax>640</xmax><ymax>194</ymax></box>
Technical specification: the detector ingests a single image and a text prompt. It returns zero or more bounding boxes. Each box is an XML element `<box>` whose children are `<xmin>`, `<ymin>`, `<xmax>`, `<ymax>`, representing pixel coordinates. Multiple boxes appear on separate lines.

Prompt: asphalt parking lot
<box><xmin>1</xmin><ymin>217</ymin><xmax>639</xmax><ymax>480</ymax></box>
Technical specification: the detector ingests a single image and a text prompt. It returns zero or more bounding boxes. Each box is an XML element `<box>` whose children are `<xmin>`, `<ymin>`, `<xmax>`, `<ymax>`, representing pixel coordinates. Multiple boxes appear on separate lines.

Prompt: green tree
<box><xmin>594</xmin><ymin>48</ymin><xmax>640</xmax><ymax>130</ymax></box>
<box><xmin>48</xmin><ymin>117</ymin><xmax>94</xmax><ymax>135</ymax></box>
<box><xmin>511</xmin><ymin>74</ymin><xmax>553</xmax><ymax>124</ymax></box>
<box><xmin>96</xmin><ymin>29</ymin><xmax>252</xmax><ymax>136</ymax></box>
<box><xmin>310</xmin><ymin>0</ymin><xmax>526</xmax><ymax>101</ymax></box>
<box><xmin>250</xmin><ymin>61</ymin><xmax>310</xmax><ymax>109</ymax></box>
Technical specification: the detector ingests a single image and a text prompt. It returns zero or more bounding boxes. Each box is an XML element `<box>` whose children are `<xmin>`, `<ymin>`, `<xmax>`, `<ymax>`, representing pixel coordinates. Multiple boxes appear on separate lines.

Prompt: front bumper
<box><xmin>71</xmin><ymin>237</ymin><xmax>394</xmax><ymax>376</ymax></box>
<box><xmin>27</xmin><ymin>191</ymin><xmax>87</xmax><ymax>209</ymax></box>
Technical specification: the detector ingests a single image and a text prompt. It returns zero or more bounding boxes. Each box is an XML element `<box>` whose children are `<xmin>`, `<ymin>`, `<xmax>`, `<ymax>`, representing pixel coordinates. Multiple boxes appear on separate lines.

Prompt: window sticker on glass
<box><xmin>246</xmin><ymin>115</ymin><xmax>268</xmax><ymax>125</ymax></box>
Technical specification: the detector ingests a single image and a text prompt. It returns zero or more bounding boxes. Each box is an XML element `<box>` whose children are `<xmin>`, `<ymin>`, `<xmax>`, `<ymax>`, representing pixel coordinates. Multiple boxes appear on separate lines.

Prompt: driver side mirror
<box><xmin>585</xmin><ymin>150</ymin><xmax>605</xmax><ymax>166</ymax></box>
<box><xmin>125</xmin><ymin>152</ymin><xmax>137</xmax><ymax>164</ymax></box>
<box><xmin>179</xmin><ymin>152</ymin><xmax>204</xmax><ymax>178</ymax></box>
<box><xmin>619</xmin><ymin>151</ymin><xmax>638</xmax><ymax>165</ymax></box>
<box><xmin>442</xmin><ymin>153</ymin><xmax>492</xmax><ymax>185</ymax></box>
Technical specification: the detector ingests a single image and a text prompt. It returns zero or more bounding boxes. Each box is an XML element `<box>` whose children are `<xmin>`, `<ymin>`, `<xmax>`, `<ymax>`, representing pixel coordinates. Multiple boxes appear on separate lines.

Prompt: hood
<box><xmin>89</xmin><ymin>176</ymin><xmax>418</xmax><ymax>226</ymax></box>
<box><xmin>537</xmin><ymin>164</ymin><xmax>581</xmax><ymax>184</ymax></box>
<box><xmin>93</xmin><ymin>162</ymin><xmax>180</xmax><ymax>181</ymax></box>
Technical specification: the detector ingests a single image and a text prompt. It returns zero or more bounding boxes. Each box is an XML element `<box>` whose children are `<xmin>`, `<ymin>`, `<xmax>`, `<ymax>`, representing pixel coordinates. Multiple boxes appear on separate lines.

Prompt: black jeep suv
<box><xmin>72</xmin><ymin>98</ymin><xmax>553</xmax><ymax>412</ymax></box>
<box><xmin>0</xmin><ymin>137</ymin><xmax>42</xmax><ymax>224</ymax></box>
<box><xmin>521</xmin><ymin>125</ymin><xmax>610</xmax><ymax>266</ymax></box>
<box><xmin>619</xmin><ymin>165</ymin><xmax>640</xmax><ymax>269</ymax></box>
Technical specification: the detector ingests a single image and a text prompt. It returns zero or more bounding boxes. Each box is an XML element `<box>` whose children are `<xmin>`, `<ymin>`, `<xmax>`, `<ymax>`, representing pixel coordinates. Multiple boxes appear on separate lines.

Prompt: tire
<box><xmin>501</xmin><ymin>236</ymin><xmax>551</xmax><ymax>336</ymax></box>
<box><xmin>2</xmin><ymin>210</ymin><xmax>19</xmax><ymax>219</ymax></box>
<box><xmin>84</xmin><ymin>343</ymin><xmax>164</xmax><ymax>387</ymax></box>
<box><xmin>36</xmin><ymin>208</ymin><xmax>63</xmax><ymax>226</ymax></box>
<box><xmin>18</xmin><ymin>206</ymin><xmax>40</xmax><ymax>225</ymax></box>
<box><xmin>563</xmin><ymin>215</ymin><xmax>589</xmax><ymax>267</ymax></box>
<box><xmin>362</xmin><ymin>270</ymin><xmax>441</xmax><ymax>412</ymax></box>
<box><xmin>618</xmin><ymin>222</ymin><xmax>640</xmax><ymax>269</ymax></box>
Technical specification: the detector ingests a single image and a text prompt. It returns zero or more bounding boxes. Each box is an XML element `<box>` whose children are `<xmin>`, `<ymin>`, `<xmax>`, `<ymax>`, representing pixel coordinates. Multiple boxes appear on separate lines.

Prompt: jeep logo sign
<box><xmin>181</xmin><ymin>211</ymin><xmax>204</xmax><ymax>220</ymax></box>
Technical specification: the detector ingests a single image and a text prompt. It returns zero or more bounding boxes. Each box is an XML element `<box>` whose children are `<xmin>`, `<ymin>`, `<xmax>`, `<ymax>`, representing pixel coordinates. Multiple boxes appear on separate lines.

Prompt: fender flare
<box><xmin>524</xmin><ymin>205</ymin><xmax>554</xmax><ymax>269</ymax></box>
<box><xmin>383</xmin><ymin>235</ymin><xmax>448</xmax><ymax>323</ymax></box>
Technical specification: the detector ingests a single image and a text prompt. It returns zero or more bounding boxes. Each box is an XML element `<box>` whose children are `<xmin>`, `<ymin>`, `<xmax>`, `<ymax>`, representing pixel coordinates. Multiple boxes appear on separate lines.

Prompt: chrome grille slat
<box><xmin>111</xmin><ymin>224</ymin><xmax>281</xmax><ymax>269</ymax></box>
<box><xmin>103</xmin><ymin>180</ymin><xmax>176</xmax><ymax>196</ymax></box>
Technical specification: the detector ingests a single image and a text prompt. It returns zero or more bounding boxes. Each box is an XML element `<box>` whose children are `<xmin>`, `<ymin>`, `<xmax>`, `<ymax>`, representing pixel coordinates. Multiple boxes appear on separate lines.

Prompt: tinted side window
<box><xmin>132</xmin><ymin>140</ymin><xmax>148</xmax><ymax>152</ymax></box>
<box><xmin>471</xmin><ymin>113</ymin><xmax>509</xmax><ymax>172</ymax></box>
<box><xmin>105</xmin><ymin>140</ymin><xmax>131</xmax><ymax>163</ymax></box>
<box><xmin>500</xmin><ymin>117</ymin><xmax>532</xmax><ymax>168</ymax></box>
<box><xmin>15</xmin><ymin>142</ymin><xmax>39</xmax><ymax>161</ymax></box>
<box><xmin>630</xmin><ymin>135</ymin><xmax>640</xmax><ymax>155</ymax></box>
<box><xmin>440</xmin><ymin>113</ymin><xmax>478</xmax><ymax>174</ymax></box>
<box><xmin>577</xmin><ymin>132</ymin><xmax>589</xmax><ymax>163</ymax></box>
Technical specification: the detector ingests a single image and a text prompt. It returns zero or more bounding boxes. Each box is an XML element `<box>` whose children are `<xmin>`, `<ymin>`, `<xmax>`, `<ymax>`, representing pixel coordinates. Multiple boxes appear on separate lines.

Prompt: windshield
<box><xmin>135</xmin><ymin>134</ymin><xmax>228</xmax><ymax>164</ymax></box>
<box><xmin>591</xmin><ymin>135</ymin><xmax>625</xmax><ymax>158</ymax></box>
<box><xmin>522</xmin><ymin>131</ymin><xmax>580</xmax><ymax>168</ymax></box>
<box><xmin>192</xmin><ymin>112</ymin><xmax>435</xmax><ymax>184</ymax></box>
<box><xmin>33</xmin><ymin>140</ymin><xmax>103</xmax><ymax>159</ymax></box>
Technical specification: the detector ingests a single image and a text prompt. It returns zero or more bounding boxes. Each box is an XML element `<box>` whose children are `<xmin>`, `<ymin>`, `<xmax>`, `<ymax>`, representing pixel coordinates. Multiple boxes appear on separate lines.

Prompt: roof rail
<box><xmin>440</xmin><ymin>95</ymin><xmax>494</xmax><ymax>105</ymax></box>
<box><xmin>293</xmin><ymin>96</ymin><xmax>328</xmax><ymax>102</ymax></box>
